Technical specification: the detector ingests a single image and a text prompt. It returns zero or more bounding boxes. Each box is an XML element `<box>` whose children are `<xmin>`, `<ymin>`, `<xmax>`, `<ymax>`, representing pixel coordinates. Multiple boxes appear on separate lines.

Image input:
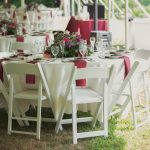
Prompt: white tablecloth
<box><xmin>2</xmin><ymin>57</ymin><xmax>124</xmax><ymax>119</ymax></box>
<box><xmin>0</xmin><ymin>34</ymin><xmax>53</xmax><ymax>52</ymax></box>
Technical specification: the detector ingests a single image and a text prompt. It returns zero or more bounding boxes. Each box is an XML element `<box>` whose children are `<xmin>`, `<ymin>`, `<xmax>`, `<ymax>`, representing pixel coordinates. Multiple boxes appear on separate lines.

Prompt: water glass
<box><xmin>79</xmin><ymin>40</ymin><xmax>87</xmax><ymax>58</ymax></box>
<box><xmin>51</xmin><ymin>45</ymin><xmax>60</xmax><ymax>60</ymax></box>
<box><xmin>95</xmin><ymin>40</ymin><xmax>105</xmax><ymax>58</ymax></box>
<box><xmin>1</xmin><ymin>24</ymin><xmax>7</xmax><ymax>36</ymax></box>
<box><xmin>60</xmin><ymin>41</ymin><xmax>65</xmax><ymax>58</ymax></box>
<box><xmin>90</xmin><ymin>36</ymin><xmax>95</xmax><ymax>52</ymax></box>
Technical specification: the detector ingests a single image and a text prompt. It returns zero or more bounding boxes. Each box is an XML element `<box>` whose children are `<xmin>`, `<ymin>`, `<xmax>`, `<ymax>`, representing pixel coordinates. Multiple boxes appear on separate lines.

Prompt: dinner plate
<box><xmin>105</xmin><ymin>55</ymin><xmax>122</xmax><ymax>59</ymax></box>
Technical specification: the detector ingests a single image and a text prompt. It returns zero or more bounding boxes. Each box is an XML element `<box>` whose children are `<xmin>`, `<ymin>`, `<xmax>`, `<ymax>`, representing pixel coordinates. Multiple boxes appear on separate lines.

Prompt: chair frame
<box><xmin>55</xmin><ymin>66</ymin><xmax>110</xmax><ymax>144</ymax></box>
<box><xmin>109</xmin><ymin>60</ymin><xmax>150</xmax><ymax>129</ymax></box>
<box><xmin>3</xmin><ymin>62</ymin><xmax>52</xmax><ymax>139</ymax></box>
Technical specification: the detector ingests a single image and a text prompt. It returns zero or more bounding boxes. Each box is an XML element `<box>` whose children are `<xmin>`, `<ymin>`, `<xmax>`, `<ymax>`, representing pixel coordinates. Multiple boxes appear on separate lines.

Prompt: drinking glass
<box><xmin>95</xmin><ymin>40</ymin><xmax>105</xmax><ymax>58</ymax></box>
<box><xmin>60</xmin><ymin>41</ymin><xmax>65</xmax><ymax>59</ymax></box>
<box><xmin>90</xmin><ymin>36</ymin><xmax>95</xmax><ymax>52</ymax></box>
<box><xmin>79</xmin><ymin>40</ymin><xmax>87</xmax><ymax>58</ymax></box>
<box><xmin>1</xmin><ymin>24</ymin><xmax>7</xmax><ymax>36</ymax></box>
<box><xmin>51</xmin><ymin>45</ymin><xmax>60</xmax><ymax>60</ymax></box>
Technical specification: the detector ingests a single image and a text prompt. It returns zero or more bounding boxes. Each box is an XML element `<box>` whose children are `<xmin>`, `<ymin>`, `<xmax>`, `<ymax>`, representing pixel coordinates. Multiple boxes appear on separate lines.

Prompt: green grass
<box><xmin>0</xmin><ymin>108</ymin><xmax>149</xmax><ymax>150</ymax></box>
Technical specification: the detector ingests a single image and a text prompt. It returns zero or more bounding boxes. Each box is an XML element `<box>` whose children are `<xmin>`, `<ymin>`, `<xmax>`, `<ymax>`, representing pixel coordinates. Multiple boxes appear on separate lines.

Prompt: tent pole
<box><xmin>108</xmin><ymin>0</ymin><xmax>111</xmax><ymax>31</ymax></box>
<box><xmin>71</xmin><ymin>0</ymin><xmax>75</xmax><ymax>16</ymax></box>
<box><xmin>125</xmin><ymin>0</ymin><xmax>129</xmax><ymax>51</ymax></box>
<box><xmin>21</xmin><ymin>0</ymin><xmax>25</xmax><ymax>7</ymax></box>
<box><xmin>94</xmin><ymin>0</ymin><xmax>98</xmax><ymax>30</ymax></box>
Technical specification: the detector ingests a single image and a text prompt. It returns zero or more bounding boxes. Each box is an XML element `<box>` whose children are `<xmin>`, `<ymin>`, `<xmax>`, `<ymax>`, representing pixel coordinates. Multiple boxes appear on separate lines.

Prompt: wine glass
<box><xmin>51</xmin><ymin>45</ymin><xmax>60</xmax><ymax>60</ymax></box>
<box><xmin>1</xmin><ymin>24</ymin><xmax>7</xmax><ymax>36</ymax></box>
<box><xmin>95</xmin><ymin>39</ymin><xmax>105</xmax><ymax>58</ymax></box>
<box><xmin>79</xmin><ymin>40</ymin><xmax>87</xmax><ymax>58</ymax></box>
<box><xmin>60</xmin><ymin>41</ymin><xmax>65</xmax><ymax>59</ymax></box>
<box><xmin>90</xmin><ymin>36</ymin><xmax>95</xmax><ymax>52</ymax></box>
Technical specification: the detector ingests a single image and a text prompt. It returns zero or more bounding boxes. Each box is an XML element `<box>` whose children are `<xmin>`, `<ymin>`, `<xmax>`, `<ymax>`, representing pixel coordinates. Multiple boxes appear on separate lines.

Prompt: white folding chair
<box><xmin>34</xmin><ymin>12</ymin><xmax>49</xmax><ymax>31</ymax></box>
<box><xmin>134</xmin><ymin>49</ymin><xmax>150</xmax><ymax>105</ymax></box>
<box><xmin>3</xmin><ymin>62</ymin><xmax>50</xmax><ymax>139</ymax></box>
<box><xmin>16</xmin><ymin>12</ymin><xmax>30</xmax><ymax>25</ymax></box>
<box><xmin>109</xmin><ymin>61</ymin><xmax>150</xmax><ymax>129</ymax></box>
<box><xmin>55</xmin><ymin>66</ymin><xmax>110</xmax><ymax>144</ymax></box>
<box><xmin>10</xmin><ymin>42</ymin><xmax>35</xmax><ymax>54</ymax></box>
<box><xmin>0</xmin><ymin>77</ymin><xmax>26</xmax><ymax>127</ymax></box>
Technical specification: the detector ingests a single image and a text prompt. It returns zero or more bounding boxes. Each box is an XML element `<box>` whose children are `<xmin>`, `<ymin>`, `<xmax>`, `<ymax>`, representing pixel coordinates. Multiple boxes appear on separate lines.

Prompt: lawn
<box><xmin>0</xmin><ymin>108</ymin><xmax>149</xmax><ymax>150</ymax></box>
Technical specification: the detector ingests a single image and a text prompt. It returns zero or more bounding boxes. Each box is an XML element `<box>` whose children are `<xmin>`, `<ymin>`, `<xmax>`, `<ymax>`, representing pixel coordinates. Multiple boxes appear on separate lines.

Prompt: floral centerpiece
<box><xmin>0</xmin><ymin>19</ymin><xmax>17</xmax><ymax>35</ymax></box>
<box><xmin>44</xmin><ymin>31</ymin><xmax>92</xmax><ymax>58</ymax></box>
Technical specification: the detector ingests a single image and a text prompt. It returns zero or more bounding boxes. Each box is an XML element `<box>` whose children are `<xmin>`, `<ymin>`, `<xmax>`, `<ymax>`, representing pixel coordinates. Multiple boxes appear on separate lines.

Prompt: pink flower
<box><xmin>63</xmin><ymin>37</ymin><xmax>70</xmax><ymax>43</ymax></box>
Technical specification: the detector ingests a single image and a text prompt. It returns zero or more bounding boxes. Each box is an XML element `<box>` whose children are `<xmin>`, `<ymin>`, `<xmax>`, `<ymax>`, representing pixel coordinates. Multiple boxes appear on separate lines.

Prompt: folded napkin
<box><xmin>26</xmin><ymin>60</ymin><xmax>38</xmax><ymax>84</ymax></box>
<box><xmin>74</xmin><ymin>59</ymin><xmax>87</xmax><ymax>87</ymax></box>
<box><xmin>45</xmin><ymin>34</ymin><xmax>50</xmax><ymax>46</ymax></box>
<box><xmin>16</xmin><ymin>36</ymin><xmax>24</xmax><ymax>42</ymax></box>
<box><xmin>123</xmin><ymin>56</ymin><xmax>131</xmax><ymax>78</ymax></box>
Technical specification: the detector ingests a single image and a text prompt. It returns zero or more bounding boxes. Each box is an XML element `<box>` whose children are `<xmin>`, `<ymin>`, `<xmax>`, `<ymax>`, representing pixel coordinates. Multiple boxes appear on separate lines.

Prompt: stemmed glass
<box><xmin>60</xmin><ymin>41</ymin><xmax>65</xmax><ymax>59</ymax></box>
<box><xmin>95</xmin><ymin>39</ymin><xmax>105</xmax><ymax>58</ymax></box>
<box><xmin>1</xmin><ymin>24</ymin><xmax>7</xmax><ymax>36</ymax></box>
<box><xmin>16</xmin><ymin>24</ymin><xmax>23</xmax><ymax>35</ymax></box>
<box><xmin>90</xmin><ymin>36</ymin><xmax>95</xmax><ymax>52</ymax></box>
<box><xmin>79</xmin><ymin>40</ymin><xmax>87</xmax><ymax>58</ymax></box>
<box><xmin>51</xmin><ymin>44</ymin><xmax>60</xmax><ymax>60</ymax></box>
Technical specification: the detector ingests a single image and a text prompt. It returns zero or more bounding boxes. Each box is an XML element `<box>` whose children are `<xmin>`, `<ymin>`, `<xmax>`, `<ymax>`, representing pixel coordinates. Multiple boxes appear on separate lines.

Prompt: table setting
<box><xmin>0</xmin><ymin>27</ymin><xmax>133</xmax><ymax>127</ymax></box>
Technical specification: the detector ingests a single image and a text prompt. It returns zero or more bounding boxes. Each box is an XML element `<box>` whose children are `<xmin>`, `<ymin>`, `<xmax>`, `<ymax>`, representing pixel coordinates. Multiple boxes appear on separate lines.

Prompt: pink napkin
<box><xmin>123</xmin><ymin>56</ymin><xmax>131</xmax><ymax>78</ymax></box>
<box><xmin>16</xmin><ymin>36</ymin><xmax>24</xmax><ymax>53</ymax></box>
<box><xmin>74</xmin><ymin>59</ymin><xmax>87</xmax><ymax>87</ymax></box>
<box><xmin>26</xmin><ymin>61</ymin><xmax>38</xmax><ymax>84</ymax></box>
<box><xmin>45</xmin><ymin>34</ymin><xmax>50</xmax><ymax>46</ymax></box>
<box><xmin>16</xmin><ymin>36</ymin><xmax>24</xmax><ymax>42</ymax></box>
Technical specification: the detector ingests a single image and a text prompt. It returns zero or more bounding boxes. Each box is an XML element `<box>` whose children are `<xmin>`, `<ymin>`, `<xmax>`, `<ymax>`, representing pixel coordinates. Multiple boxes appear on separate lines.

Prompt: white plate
<box><xmin>105</xmin><ymin>55</ymin><xmax>122</xmax><ymax>59</ymax></box>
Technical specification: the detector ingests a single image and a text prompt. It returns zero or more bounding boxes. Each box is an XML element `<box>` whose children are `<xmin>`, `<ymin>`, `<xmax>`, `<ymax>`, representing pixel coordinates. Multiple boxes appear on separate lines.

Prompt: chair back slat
<box><xmin>75</xmin><ymin>67</ymin><xmax>109</xmax><ymax>80</ymax></box>
<box><xmin>134</xmin><ymin>49</ymin><xmax>150</xmax><ymax>60</ymax></box>
<box><xmin>3</xmin><ymin>62</ymin><xmax>39</xmax><ymax>76</ymax></box>
<box><xmin>10</xmin><ymin>42</ymin><xmax>35</xmax><ymax>52</ymax></box>
<box><xmin>108</xmin><ymin>61</ymin><xmax>140</xmax><ymax>114</ymax></box>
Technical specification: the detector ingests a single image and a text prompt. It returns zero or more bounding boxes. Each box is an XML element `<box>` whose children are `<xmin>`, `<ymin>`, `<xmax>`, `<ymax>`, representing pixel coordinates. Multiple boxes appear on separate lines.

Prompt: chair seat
<box><xmin>62</xmin><ymin>88</ymin><xmax>103</xmax><ymax>104</ymax></box>
<box><xmin>14</xmin><ymin>90</ymin><xmax>47</xmax><ymax>100</ymax></box>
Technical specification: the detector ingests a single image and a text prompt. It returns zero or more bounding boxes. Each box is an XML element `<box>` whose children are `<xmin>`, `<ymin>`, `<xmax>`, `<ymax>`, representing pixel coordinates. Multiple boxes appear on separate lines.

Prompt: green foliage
<box><xmin>139</xmin><ymin>0</ymin><xmax>150</xmax><ymax>6</ymax></box>
<box><xmin>25</xmin><ymin>0</ymin><xmax>56</xmax><ymax>7</ymax></box>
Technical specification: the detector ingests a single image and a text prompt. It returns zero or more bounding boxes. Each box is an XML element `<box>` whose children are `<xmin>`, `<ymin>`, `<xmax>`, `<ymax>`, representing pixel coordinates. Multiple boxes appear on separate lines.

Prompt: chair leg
<box><xmin>143</xmin><ymin>72</ymin><xmax>150</xmax><ymax>117</ymax></box>
<box><xmin>92</xmin><ymin>102</ymin><xmax>102</xmax><ymax>128</ymax></box>
<box><xmin>55</xmin><ymin>101</ymin><xmax>67</xmax><ymax>133</ymax></box>
<box><xmin>8</xmin><ymin>96</ymin><xmax>13</xmax><ymax>135</ymax></box>
<box><xmin>103</xmin><ymin>82</ymin><xmax>108</xmax><ymax>136</ymax></box>
<box><xmin>22</xmin><ymin>113</ymin><xmax>30</xmax><ymax>127</ymax></box>
<box><xmin>36</xmin><ymin>98</ymin><xmax>42</xmax><ymax>140</ymax></box>
<box><xmin>129</xmin><ymin>82</ymin><xmax>137</xmax><ymax>129</ymax></box>
<box><xmin>72</xmin><ymin>100</ymin><xmax>77</xmax><ymax>144</ymax></box>
<box><xmin>120</xmin><ymin>96</ymin><xmax>130</xmax><ymax>116</ymax></box>
<box><xmin>8</xmin><ymin>78</ymin><xmax>13</xmax><ymax>135</ymax></box>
